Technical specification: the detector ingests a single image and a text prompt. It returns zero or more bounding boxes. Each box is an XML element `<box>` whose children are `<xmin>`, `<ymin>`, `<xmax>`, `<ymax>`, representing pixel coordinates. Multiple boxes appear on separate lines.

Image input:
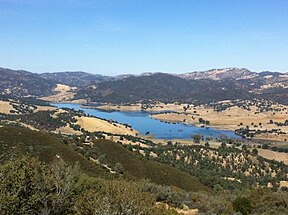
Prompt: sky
<box><xmin>0</xmin><ymin>0</ymin><xmax>287</xmax><ymax>75</ymax></box>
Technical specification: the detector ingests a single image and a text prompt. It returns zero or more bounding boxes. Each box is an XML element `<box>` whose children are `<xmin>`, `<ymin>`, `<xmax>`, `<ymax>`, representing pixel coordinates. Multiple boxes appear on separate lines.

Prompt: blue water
<box><xmin>52</xmin><ymin>103</ymin><xmax>241</xmax><ymax>140</ymax></box>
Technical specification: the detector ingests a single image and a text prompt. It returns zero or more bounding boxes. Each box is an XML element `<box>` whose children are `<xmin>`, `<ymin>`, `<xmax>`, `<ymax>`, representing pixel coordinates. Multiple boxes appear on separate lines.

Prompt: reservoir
<box><xmin>52</xmin><ymin>103</ymin><xmax>241</xmax><ymax>140</ymax></box>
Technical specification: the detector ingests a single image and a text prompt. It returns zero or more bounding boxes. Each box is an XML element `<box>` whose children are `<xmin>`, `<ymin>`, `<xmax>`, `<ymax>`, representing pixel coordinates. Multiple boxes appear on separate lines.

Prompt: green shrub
<box><xmin>233</xmin><ymin>197</ymin><xmax>252</xmax><ymax>215</ymax></box>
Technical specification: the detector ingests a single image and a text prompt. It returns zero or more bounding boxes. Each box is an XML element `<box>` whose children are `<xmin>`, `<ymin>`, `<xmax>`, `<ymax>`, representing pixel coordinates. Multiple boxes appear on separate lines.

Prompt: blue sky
<box><xmin>0</xmin><ymin>0</ymin><xmax>287</xmax><ymax>75</ymax></box>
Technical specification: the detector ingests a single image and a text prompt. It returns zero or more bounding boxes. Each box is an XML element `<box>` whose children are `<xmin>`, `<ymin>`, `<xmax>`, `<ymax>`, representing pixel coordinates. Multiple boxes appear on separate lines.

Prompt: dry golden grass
<box><xmin>96</xmin><ymin>102</ymin><xmax>186</xmax><ymax>112</ymax></box>
<box><xmin>96</xmin><ymin>103</ymin><xmax>142</xmax><ymax>111</ymax></box>
<box><xmin>112</xmin><ymin>135</ymin><xmax>149</xmax><ymax>148</ymax></box>
<box><xmin>33</xmin><ymin>105</ymin><xmax>56</xmax><ymax>112</ymax></box>
<box><xmin>0</xmin><ymin>100</ymin><xmax>14</xmax><ymax>114</ymax></box>
<box><xmin>96</xmin><ymin>101</ymin><xmax>288</xmax><ymax>142</ymax></box>
<box><xmin>75</xmin><ymin>116</ymin><xmax>138</xmax><ymax>136</ymax></box>
<box><xmin>56</xmin><ymin>124</ymin><xmax>82</xmax><ymax>135</ymax></box>
<box><xmin>41</xmin><ymin>84</ymin><xmax>80</xmax><ymax>102</ymax></box>
<box><xmin>149</xmin><ymin>103</ymin><xmax>288</xmax><ymax>141</ymax></box>
<box><xmin>258</xmin><ymin>149</ymin><xmax>288</xmax><ymax>165</ymax></box>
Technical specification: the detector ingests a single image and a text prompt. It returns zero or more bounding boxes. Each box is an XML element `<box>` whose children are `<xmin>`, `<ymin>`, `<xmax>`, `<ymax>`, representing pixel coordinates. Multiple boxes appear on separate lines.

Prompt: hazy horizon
<box><xmin>1</xmin><ymin>65</ymin><xmax>287</xmax><ymax>76</ymax></box>
<box><xmin>0</xmin><ymin>0</ymin><xmax>287</xmax><ymax>75</ymax></box>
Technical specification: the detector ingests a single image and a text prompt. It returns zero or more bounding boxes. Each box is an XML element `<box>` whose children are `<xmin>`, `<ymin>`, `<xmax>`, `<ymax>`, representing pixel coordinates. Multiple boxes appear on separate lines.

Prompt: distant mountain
<box><xmin>178</xmin><ymin>68</ymin><xmax>256</xmax><ymax>80</ymax></box>
<box><xmin>76</xmin><ymin>73</ymin><xmax>254</xmax><ymax>103</ymax></box>
<box><xmin>0</xmin><ymin>67</ymin><xmax>55</xmax><ymax>97</ymax></box>
<box><xmin>40</xmin><ymin>71</ymin><xmax>114</xmax><ymax>87</ymax></box>
<box><xmin>1</xmin><ymin>66</ymin><xmax>287</xmax><ymax>104</ymax></box>
<box><xmin>77</xmin><ymin>68</ymin><xmax>288</xmax><ymax>104</ymax></box>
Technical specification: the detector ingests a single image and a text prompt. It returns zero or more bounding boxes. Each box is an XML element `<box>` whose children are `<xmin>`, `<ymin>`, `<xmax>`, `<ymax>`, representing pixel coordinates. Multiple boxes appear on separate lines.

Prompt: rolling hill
<box><xmin>0</xmin><ymin>126</ymin><xmax>109</xmax><ymax>178</ymax></box>
<box><xmin>1</xmin><ymin>66</ymin><xmax>287</xmax><ymax>104</ymax></box>
<box><xmin>0</xmin><ymin>126</ymin><xmax>209</xmax><ymax>192</ymax></box>
<box><xmin>76</xmin><ymin>73</ymin><xmax>254</xmax><ymax>103</ymax></box>
<box><xmin>90</xmin><ymin>139</ymin><xmax>210</xmax><ymax>192</ymax></box>
<box><xmin>0</xmin><ymin>67</ymin><xmax>55</xmax><ymax>97</ymax></box>
<box><xmin>40</xmin><ymin>71</ymin><xmax>114</xmax><ymax>87</ymax></box>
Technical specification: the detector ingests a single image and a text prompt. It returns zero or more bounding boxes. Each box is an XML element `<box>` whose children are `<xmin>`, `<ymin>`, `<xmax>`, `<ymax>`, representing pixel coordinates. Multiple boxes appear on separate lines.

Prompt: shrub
<box><xmin>0</xmin><ymin>156</ymin><xmax>79</xmax><ymax>215</ymax></box>
<box><xmin>74</xmin><ymin>180</ymin><xmax>156</xmax><ymax>215</ymax></box>
<box><xmin>113</xmin><ymin>162</ymin><xmax>124</xmax><ymax>174</ymax></box>
<box><xmin>233</xmin><ymin>197</ymin><xmax>252</xmax><ymax>215</ymax></box>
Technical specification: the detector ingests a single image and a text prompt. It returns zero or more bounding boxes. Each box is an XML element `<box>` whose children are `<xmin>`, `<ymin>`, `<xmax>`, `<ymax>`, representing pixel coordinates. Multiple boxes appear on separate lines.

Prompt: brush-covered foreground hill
<box><xmin>0</xmin><ymin>126</ymin><xmax>109</xmax><ymax>178</ymax></box>
<box><xmin>88</xmin><ymin>139</ymin><xmax>209</xmax><ymax>192</ymax></box>
<box><xmin>0</xmin><ymin>126</ymin><xmax>209</xmax><ymax>192</ymax></box>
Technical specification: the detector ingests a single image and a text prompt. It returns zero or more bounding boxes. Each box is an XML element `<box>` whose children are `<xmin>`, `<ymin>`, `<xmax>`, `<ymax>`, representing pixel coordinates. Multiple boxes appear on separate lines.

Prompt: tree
<box><xmin>98</xmin><ymin>154</ymin><xmax>107</xmax><ymax>164</ymax></box>
<box><xmin>252</xmin><ymin>148</ymin><xmax>258</xmax><ymax>156</ymax></box>
<box><xmin>74</xmin><ymin>180</ymin><xmax>156</xmax><ymax>215</ymax></box>
<box><xmin>0</xmin><ymin>156</ymin><xmax>78</xmax><ymax>215</ymax></box>
<box><xmin>221</xmin><ymin>142</ymin><xmax>227</xmax><ymax>148</ymax></box>
<box><xmin>242</xmin><ymin>144</ymin><xmax>248</xmax><ymax>151</ymax></box>
<box><xmin>193</xmin><ymin>135</ymin><xmax>201</xmax><ymax>143</ymax></box>
<box><xmin>113</xmin><ymin>163</ymin><xmax>124</xmax><ymax>174</ymax></box>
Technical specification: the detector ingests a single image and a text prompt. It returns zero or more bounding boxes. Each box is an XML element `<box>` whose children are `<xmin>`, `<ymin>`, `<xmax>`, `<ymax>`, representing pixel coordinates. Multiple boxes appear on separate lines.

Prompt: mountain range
<box><xmin>1</xmin><ymin>67</ymin><xmax>287</xmax><ymax>104</ymax></box>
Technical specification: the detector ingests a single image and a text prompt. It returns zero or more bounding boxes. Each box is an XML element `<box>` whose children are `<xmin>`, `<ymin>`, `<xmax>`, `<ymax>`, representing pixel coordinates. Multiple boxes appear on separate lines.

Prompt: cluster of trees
<box><xmin>2</xmin><ymin>109</ymin><xmax>85</xmax><ymax>132</ymax></box>
<box><xmin>209</xmin><ymin>99</ymin><xmax>277</xmax><ymax>113</ymax></box>
<box><xmin>0</xmin><ymin>156</ymin><xmax>179</xmax><ymax>215</ymax></box>
<box><xmin>198</xmin><ymin>118</ymin><xmax>210</xmax><ymax>125</ymax></box>
<box><xmin>124</xmin><ymin>142</ymin><xmax>288</xmax><ymax>190</ymax></box>
<box><xmin>260</xmin><ymin>143</ymin><xmax>288</xmax><ymax>153</ymax></box>
<box><xmin>273</xmin><ymin>119</ymin><xmax>288</xmax><ymax>127</ymax></box>
<box><xmin>235</xmin><ymin>126</ymin><xmax>286</xmax><ymax>138</ymax></box>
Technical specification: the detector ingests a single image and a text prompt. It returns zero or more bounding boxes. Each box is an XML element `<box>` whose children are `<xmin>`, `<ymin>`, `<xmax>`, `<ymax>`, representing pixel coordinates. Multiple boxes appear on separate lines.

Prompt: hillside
<box><xmin>40</xmin><ymin>71</ymin><xmax>113</xmax><ymax>87</ymax></box>
<box><xmin>0</xmin><ymin>126</ymin><xmax>209</xmax><ymax>192</ymax></box>
<box><xmin>0</xmin><ymin>67</ymin><xmax>55</xmax><ymax>97</ymax></box>
<box><xmin>178</xmin><ymin>68</ymin><xmax>255</xmax><ymax>80</ymax></box>
<box><xmin>76</xmin><ymin>73</ymin><xmax>254</xmax><ymax>103</ymax></box>
<box><xmin>0</xmin><ymin>126</ymin><xmax>109</xmax><ymax>178</ymax></box>
<box><xmin>88</xmin><ymin>139</ymin><xmax>209</xmax><ymax>192</ymax></box>
<box><xmin>1</xmin><ymin>66</ymin><xmax>287</xmax><ymax>104</ymax></box>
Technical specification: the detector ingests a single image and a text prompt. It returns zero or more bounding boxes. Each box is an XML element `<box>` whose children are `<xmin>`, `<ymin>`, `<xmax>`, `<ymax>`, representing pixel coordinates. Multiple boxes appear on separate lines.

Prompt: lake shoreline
<box><xmin>52</xmin><ymin>103</ymin><xmax>242</xmax><ymax>140</ymax></box>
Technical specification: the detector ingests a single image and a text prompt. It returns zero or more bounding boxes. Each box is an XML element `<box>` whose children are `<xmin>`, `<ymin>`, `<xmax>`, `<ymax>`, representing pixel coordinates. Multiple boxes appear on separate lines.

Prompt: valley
<box><xmin>1</xmin><ymin>67</ymin><xmax>288</xmax><ymax>214</ymax></box>
<box><xmin>2</xmin><ymin>1</ymin><xmax>288</xmax><ymax>213</ymax></box>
